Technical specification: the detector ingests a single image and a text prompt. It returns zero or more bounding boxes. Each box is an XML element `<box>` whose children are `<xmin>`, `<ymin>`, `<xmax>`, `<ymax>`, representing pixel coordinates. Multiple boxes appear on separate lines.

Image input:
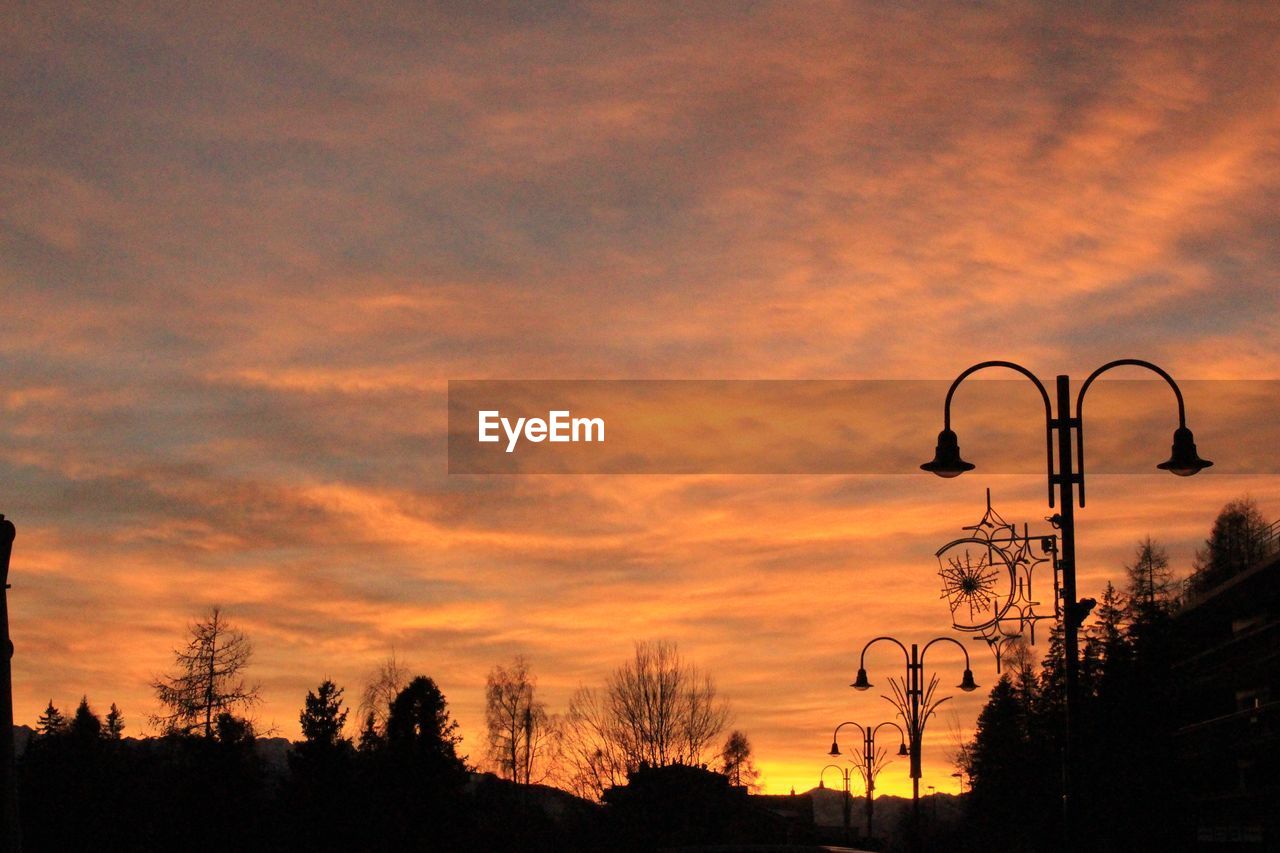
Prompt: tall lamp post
<box><xmin>920</xmin><ymin>359</ymin><xmax>1211</xmax><ymax>847</ymax></box>
<box><xmin>1</xmin><ymin>515</ymin><xmax>18</xmax><ymax>853</ymax></box>
<box><xmin>829</xmin><ymin>719</ymin><xmax>908</xmax><ymax>840</ymax></box>
<box><xmin>851</xmin><ymin>635</ymin><xmax>977</xmax><ymax>831</ymax></box>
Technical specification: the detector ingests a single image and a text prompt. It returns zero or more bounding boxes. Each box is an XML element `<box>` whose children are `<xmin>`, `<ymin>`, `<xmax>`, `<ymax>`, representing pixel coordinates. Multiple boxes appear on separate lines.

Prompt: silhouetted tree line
<box><xmin>15</xmin><ymin>628</ymin><xmax>768</xmax><ymax>851</ymax></box>
<box><xmin>951</xmin><ymin>497</ymin><xmax>1272</xmax><ymax>853</ymax></box>
<box><xmin>18</xmin><ymin>675</ymin><xmax>596</xmax><ymax>851</ymax></box>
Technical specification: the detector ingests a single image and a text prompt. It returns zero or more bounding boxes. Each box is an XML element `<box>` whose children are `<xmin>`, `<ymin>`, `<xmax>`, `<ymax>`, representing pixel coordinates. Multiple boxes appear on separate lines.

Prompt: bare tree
<box><xmin>558</xmin><ymin>641</ymin><xmax>730</xmax><ymax>799</ymax></box>
<box><xmin>607</xmin><ymin>640</ymin><xmax>729</xmax><ymax>767</ymax></box>
<box><xmin>151</xmin><ymin>607</ymin><xmax>259</xmax><ymax>738</ymax></box>
<box><xmin>357</xmin><ymin>650</ymin><xmax>410</xmax><ymax>735</ymax></box>
<box><xmin>484</xmin><ymin>656</ymin><xmax>555</xmax><ymax>784</ymax></box>
<box><xmin>557</xmin><ymin>685</ymin><xmax>628</xmax><ymax>800</ymax></box>
<box><xmin>943</xmin><ymin>710</ymin><xmax>971</xmax><ymax>791</ymax></box>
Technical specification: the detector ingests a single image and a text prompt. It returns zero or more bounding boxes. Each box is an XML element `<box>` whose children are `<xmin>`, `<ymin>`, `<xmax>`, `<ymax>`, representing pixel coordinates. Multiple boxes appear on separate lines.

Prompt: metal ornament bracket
<box><xmin>934</xmin><ymin>490</ymin><xmax>1059</xmax><ymax>671</ymax></box>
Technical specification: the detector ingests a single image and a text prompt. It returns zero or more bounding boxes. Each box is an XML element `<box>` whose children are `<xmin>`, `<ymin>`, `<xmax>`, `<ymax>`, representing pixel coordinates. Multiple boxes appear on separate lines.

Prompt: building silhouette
<box><xmin>1175</xmin><ymin>522</ymin><xmax>1280</xmax><ymax>849</ymax></box>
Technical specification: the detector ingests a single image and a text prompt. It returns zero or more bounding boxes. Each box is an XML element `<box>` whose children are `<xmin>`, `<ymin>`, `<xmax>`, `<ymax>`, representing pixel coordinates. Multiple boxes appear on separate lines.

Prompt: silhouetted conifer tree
<box><xmin>36</xmin><ymin>700</ymin><xmax>65</xmax><ymax>736</ymax></box>
<box><xmin>357</xmin><ymin>710</ymin><xmax>383</xmax><ymax>753</ymax></box>
<box><xmin>300</xmin><ymin>680</ymin><xmax>350</xmax><ymax>749</ymax></box>
<box><xmin>70</xmin><ymin>696</ymin><xmax>102</xmax><ymax>741</ymax></box>
<box><xmin>718</xmin><ymin>730</ymin><xmax>761</xmax><ymax>791</ymax></box>
<box><xmin>104</xmin><ymin>703</ymin><xmax>125</xmax><ymax>739</ymax></box>
<box><xmin>1190</xmin><ymin>497</ymin><xmax>1270</xmax><ymax>592</ymax></box>
<box><xmin>961</xmin><ymin>526</ymin><xmax>1214</xmax><ymax>853</ymax></box>
<box><xmin>363</xmin><ymin>676</ymin><xmax>471</xmax><ymax>848</ymax></box>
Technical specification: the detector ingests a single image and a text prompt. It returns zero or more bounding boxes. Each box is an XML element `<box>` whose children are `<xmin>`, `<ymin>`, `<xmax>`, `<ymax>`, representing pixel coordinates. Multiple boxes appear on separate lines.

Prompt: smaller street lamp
<box><xmin>829</xmin><ymin>719</ymin><xmax>907</xmax><ymax>840</ymax></box>
<box><xmin>852</xmin><ymin>634</ymin><xmax>978</xmax><ymax>834</ymax></box>
<box><xmin>818</xmin><ymin>762</ymin><xmax>856</xmax><ymax>841</ymax></box>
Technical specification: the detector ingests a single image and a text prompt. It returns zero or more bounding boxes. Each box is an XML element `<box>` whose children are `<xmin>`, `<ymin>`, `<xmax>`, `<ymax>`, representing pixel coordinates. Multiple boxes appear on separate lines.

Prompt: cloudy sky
<box><xmin>2</xmin><ymin>1</ymin><xmax>1278</xmax><ymax>795</ymax></box>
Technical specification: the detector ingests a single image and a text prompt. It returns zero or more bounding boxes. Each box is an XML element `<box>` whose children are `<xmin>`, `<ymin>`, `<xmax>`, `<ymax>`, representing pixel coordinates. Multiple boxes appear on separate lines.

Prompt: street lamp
<box><xmin>818</xmin><ymin>762</ymin><xmax>856</xmax><ymax>841</ymax></box>
<box><xmin>920</xmin><ymin>359</ymin><xmax>1210</xmax><ymax>846</ymax></box>
<box><xmin>852</xmin><ymin>634</ymin><xmax>977</xmax><ymax>832</ymax></box>
<box><xmin>829</xmin><ymin>719</ymin><xmax>908</xmax><ymax>840</ymax></box>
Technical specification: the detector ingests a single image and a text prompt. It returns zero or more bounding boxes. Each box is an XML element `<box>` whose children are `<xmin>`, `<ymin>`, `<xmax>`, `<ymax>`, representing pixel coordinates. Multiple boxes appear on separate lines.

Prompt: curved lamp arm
<box><xmin>921</xmin><ymin>635</ymin><xmax>979</xmax><ymax>691</ymax></box>
<box><xmin>819</xmin><ymin>764</ymin><xmax>849</xmax><ymax>788</ymax></box>
<box><xmin>873</xmin><ymin>720</ymin><xmax>909</xmax><ymax>754</ymax></box>
<box><xmin>830</xmin><ymin>720</ymin><xmax>867</xmax><ymax>756</ymax></box>
<box><xmin>1075</xmin><ymin>359</ymin><xmax>1188</xmax><ymax>507</ymax></box>
<box><xmin>853</xmin><ymin>636</ymin><xmax>910</xmax><ymax>690</ymax></box>
<box><xmin>942</xmin><ymin>361</ymin><xmax>1055</xmax><ymax>506</ymax></box>
<box><xmin>872</xmin><ymin>720</ymin><xmax>907</xmax><ymax>744</ymax></box>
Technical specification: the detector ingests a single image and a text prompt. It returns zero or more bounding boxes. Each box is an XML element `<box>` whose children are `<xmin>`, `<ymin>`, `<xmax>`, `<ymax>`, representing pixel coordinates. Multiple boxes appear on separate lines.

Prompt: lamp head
<box><xmin>959</xmin><ymin>668</ymin><xmax>978</xmax><ymax>692</ymax></box>
<box><xmin>1156</xmin><ymin>426</ymin><xmax>1212</xmax><ymax>477</ymax></box>
<box><xmin>898</xmin><ymin>742</ymin><xmax>909</xmax><ymax>757</ymax></box>
<box><xmin>921</xmin><ymin>429</ymin><xmax>975</xmax><ymax>478</ymax></box>
<box><xmin>819</xmin><ymin>779</ymin><xmax>825</xmax><ymax>789</ymax></box>
<box><xmin>828</xmin><ymin>740</ymin><xmax>841</xmax><ymax>757</ymax></box>
<box><xmin>851</xmin><ymin>668</ymin><xmax>871</xmax><ymax>691</ymax></box>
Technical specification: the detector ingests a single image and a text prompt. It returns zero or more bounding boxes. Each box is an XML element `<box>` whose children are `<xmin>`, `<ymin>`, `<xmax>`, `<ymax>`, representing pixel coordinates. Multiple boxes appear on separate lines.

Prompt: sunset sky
<box><xmin>2</xmin><ymin>1</ymin><xmax>1279</xmax><ymax>796</ymax></box>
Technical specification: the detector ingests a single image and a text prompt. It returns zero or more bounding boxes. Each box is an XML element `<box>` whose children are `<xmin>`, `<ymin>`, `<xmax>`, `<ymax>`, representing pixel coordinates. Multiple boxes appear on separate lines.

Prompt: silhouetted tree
<box><xmin>70</xmin><ymin>697</ymin><xmax>101</xmax><ymax>741</ymax></box>
<box><xmin>1126</xmin><ymin>537</ymin><xmax>1175</xmax><ymax>613</ymax></box>
<box><xmin>964</xmin><ymin>673</ymin><xmax>1050</xmax><ymax>850</ymax></box>
<box><xmin>485</xmin><ymin>655</ymin><xmax>554</xmax><ymax>784</ymax></box>
<box><xmin>1190</xmin><ymin>497</ymin><xmax>1270</xmax><ymax>592</ymax></box>
<box><xmin>960</xmin><ymin>522</ymin><xmax>1224</xmax><ymax>853</ymax></box>
<box><xmin>299</xmin><ymin>679</ymin><xmax>350</xmax><ymax>749</ymax></box>
<box><xmin>151</xmin><ymin>607</ymin><xmax>260</xmax><ymax>738</ymax></box>
<box><xmin>36</xmin><ymin>701</ymin><xmax>65</xmax><ymax>736</ymax></box>
<box><xmin>609</xmin><ymin>641</ymin><xmax>729</xmax><ymax>768</ymax></box>
<box><xmin>560</xmin><ymin>641</ymin><xmax>730</xmax><ymax>800</ymax></box>
<box><xmin>215</xmin><ymin>712</ymin><xmax>255</xmax><ymax>745</ymax></box>
<box><xmin>357</xmin><ymin>710</ymin><xmax>383</xmax><ymax>753</ymax></box>
<box><xmin>362</xmin><ymin>676</ymin><xmax>471</xmax><ymax>848</ymax></box>
<box><xmin>560</xmin><ymin>685</ymin><xmax>628</xmax><ymax>799</ymax></box>
<box><xmin>288</xmin><ymin>681</ymin><xmax>357</xmax><ymax>850</ymax></box>
<box><xmin>719</xmin><ymin>730</ymin><xmax>760</xmax><ymax>791</ymax></box>
<box><xmin>386</xmin><ymin>676</ymin><xmax>464</xmax><ymax>762</ymax></box>
<box><xmin>104</xmin><ymin>703</ymin><xmax>125</xmax><ymax>739</ymax></box>
<box><xmin>358</xmin><ymin>651</ymin><xmax>409</xmax><ymax>736</ymax></box>
<box><xmin>1091</xmin><ymin>582</ymin><xmax>1129</xmax><ymax>661</ymax></box>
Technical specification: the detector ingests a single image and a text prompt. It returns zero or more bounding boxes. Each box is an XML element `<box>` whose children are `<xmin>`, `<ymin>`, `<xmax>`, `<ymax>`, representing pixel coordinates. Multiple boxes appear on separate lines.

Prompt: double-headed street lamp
<box><xmin>818</xmin><ymin>763</ymin><xmax>854</xmax><ymax>790</ymax></box>
<box><xmin>851</xmin><ymin>634</ymin><xmax>977</xmax><ymax>828</ymax></box>
<box><xmin>829</xmin><ymin>720</ymin><xmax>907</xmax><ymax>840</ymax></box>
<box><xmin>818</xmin><ymin>762</ymin><xmax>856</xmax><ymax>840</ymax></box>
<box><xmin>920</xmin><ymin>359</ymin><xmax>1211</xmax><ymax>846</ymax></box>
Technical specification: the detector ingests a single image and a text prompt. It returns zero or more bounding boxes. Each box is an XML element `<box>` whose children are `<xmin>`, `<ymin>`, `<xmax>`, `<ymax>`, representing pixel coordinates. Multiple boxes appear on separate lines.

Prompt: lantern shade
<box><xmin>829</xmin><ymin>740</ymin><xmax>841</xmax><ymax>757</ymax></box>
<box><xmin>1156</xmin><ymin>427</ymin><xmax>1212</xmax><ymax>477</ymax></box>
<box><xmin>959</xmin><ymin>669</ymin><xmax>978</xmax><ymax>692</ymax></box>
<box><xmin>851</xmin><ymin>668</ymin><xmax>871</xmax><ymax>690</ymax></box>
<box><xmin>921</xmin><ymin>429</ymin><xmax>975</xmax><ymax>478</ymax></box>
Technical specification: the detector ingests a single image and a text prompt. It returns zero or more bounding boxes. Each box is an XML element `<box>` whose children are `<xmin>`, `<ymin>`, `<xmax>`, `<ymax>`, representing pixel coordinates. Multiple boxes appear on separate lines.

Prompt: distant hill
<box><xmin>803</xmin><ymin>785</ymin><xmax>965</xmax><ymax>831</ymax></box>
<box><xmin>13</xmin><ymin>724</ymin><xmax>33</xmax><ymax>757</ymax></box>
